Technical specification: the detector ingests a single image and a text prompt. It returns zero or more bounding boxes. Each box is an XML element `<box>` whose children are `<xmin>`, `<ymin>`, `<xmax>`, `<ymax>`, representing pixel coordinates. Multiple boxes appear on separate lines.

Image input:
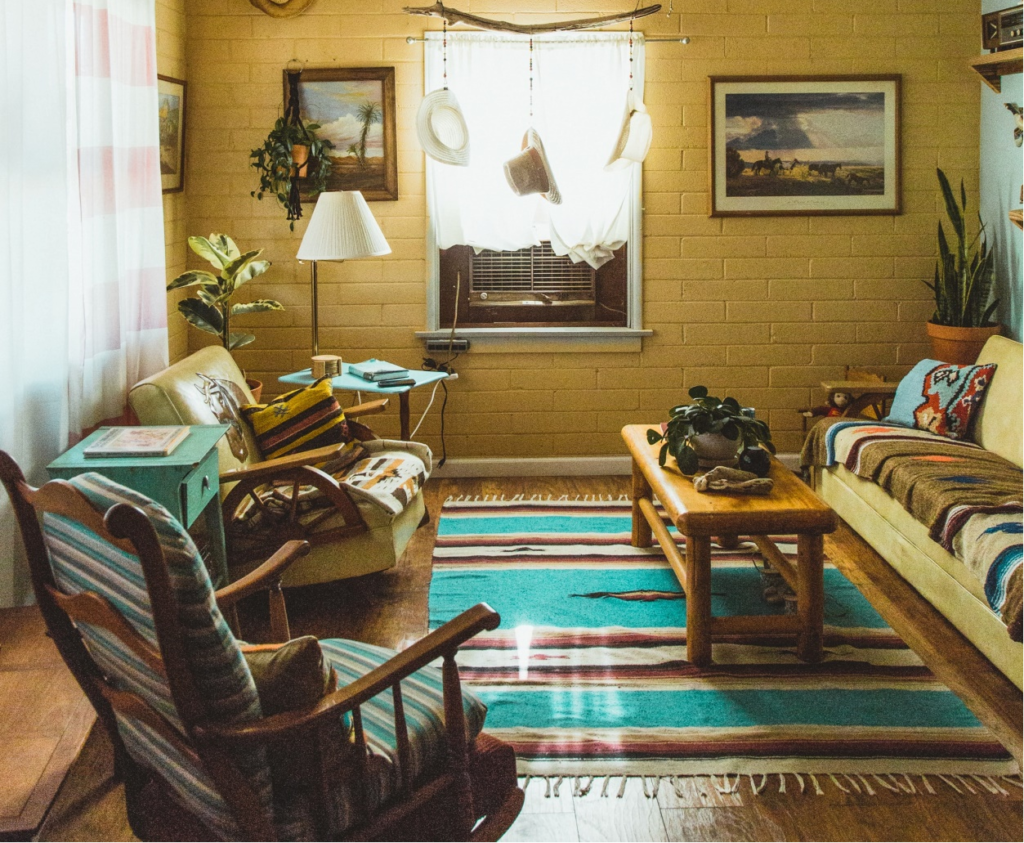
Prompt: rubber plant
<box><xmin>250</xmin><ymin>70</ymin><xmax>333</xmax><ymax>229</ymax></box>
<box><xmin>924</xmin><ymin>167</ymin><xmax>999</xmax><ymax>328</ymax></box>
<box><xmin>167</xmin><ymin>234</ymin><xmax>283</xmax><ymax>352</ymax></box>
<box><xmin>647</xmin><ymin>386</ymin><xmax>775</xmax><ymax>475</ymax></box>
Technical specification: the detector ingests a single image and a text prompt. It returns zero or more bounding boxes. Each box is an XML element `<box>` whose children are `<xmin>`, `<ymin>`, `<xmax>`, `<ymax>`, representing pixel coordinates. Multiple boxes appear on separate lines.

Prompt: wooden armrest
<box><xmin>219</xmin><ymin>443</ymin><xmax>349</xmax><ymax>485</ymax></box>
<box><xmin>214</xmin><ymin>540</ymin><xmax>309</xmax><ymax>609</ymax></box>
<box><xmin>196</xmin><ymin>603</ymin><xmax>500</xmax><ymax>744</ymax></box>
<box><xmin>344</xmin><ymin>398</ymin><xmax>388</xmax><ymax>418</ymax></box>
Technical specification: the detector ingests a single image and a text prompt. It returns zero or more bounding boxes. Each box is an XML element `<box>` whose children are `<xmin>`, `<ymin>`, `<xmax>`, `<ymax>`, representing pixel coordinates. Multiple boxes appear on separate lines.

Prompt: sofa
<box><xmin>802</xmin><ymin>335</ymin><xmax>1023</xmax><ymax>692</ymax></box>
<box><xmin>129</xmin><ymin>346</ymin><xmax>432</xmax><ymax>586</ymax></box>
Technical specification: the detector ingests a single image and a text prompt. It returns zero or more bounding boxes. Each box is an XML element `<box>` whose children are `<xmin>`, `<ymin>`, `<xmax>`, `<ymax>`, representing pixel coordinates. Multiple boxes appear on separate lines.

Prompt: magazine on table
<box><xmin>83</xmin><ymin>426</ymin><xmax>190</xmax><ymax>458</ymax></box>
<box><xmin>348</xmin><ymin>359</ymin><xmax>410</xmax><ymax>382</ymax></box>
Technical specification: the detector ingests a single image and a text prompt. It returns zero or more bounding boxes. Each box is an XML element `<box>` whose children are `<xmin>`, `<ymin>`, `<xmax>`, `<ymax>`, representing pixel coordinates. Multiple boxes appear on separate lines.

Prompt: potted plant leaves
<box><xmin>647</xmin><ymin>386</ymin><xmax>775</xmax><ymax>475</ymax></box>
<box><xmin>167</xmin><ymin>234</ymin><xmax>283</xmax><ymax>397</ymax></box>
<box><xmin>923</xmin><ymin>168</ymin><xmax>1001</xmax><ymax>364</ymax></box>
<box><xmin>250</xmin><ymin>70</ymin><xmax>334</xmax><ymax>229</ymax></box>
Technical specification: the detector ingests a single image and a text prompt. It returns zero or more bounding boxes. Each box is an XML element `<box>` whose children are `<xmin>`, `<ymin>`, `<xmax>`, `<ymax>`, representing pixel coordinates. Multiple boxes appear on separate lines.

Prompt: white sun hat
<box><xmin>606</xmin><ymin>91</ymin><xmax>653</xmax><ymax>170</ymax></box>
<box><xmin>503</xmin><ymin>128</ymin><xmax>562</xmax><ymax>205</ymax></box>
<box><xmin>417</xmin><ymin>88</ymin><xmax>470</xmax><ymax>167</ymax></box>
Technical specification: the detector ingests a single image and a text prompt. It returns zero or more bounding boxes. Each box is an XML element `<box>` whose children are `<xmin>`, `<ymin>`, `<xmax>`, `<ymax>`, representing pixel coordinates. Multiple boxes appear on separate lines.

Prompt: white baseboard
<box><xmin>431</xmin><ymin>453</ymin><xmax>802</xmax><ymax>478</ymax></box>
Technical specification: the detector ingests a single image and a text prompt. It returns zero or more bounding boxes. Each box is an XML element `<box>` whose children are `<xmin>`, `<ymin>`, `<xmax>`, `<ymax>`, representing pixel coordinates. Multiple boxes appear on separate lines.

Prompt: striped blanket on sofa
<box><xmin>802</xmin><ymin>418</ymin><xmax>1023</xmax><ymax>642</ymax></box>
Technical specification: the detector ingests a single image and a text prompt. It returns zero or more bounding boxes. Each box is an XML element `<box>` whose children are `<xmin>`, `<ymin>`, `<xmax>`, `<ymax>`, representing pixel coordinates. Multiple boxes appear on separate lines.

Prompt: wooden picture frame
<box><xmin>708</xmin><ymin>75</ymin><xmax>901</xmax><ymax>217</ymax></box>
<box><xmin>157</xmin><ymin>75</ymin><xmax>186</xmax><ymax>194</ymax></box>
<box><xmin>288</xmin><ymin>67</ymin><xmax>398</xmax><ymax>201</ymax></box>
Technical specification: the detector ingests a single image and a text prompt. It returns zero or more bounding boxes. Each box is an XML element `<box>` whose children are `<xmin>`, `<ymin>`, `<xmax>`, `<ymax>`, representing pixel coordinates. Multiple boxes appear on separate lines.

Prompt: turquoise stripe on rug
<box><xmin>431</xmin><ymin>499</ymin><xmax>1019</xmax><ymax>777</ymax></box>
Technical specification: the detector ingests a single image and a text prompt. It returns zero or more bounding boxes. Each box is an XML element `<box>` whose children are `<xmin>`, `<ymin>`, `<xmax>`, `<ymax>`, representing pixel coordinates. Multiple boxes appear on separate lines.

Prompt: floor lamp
<box><xmin>296</xmin><ymin>191</ymin><xmax>391</xmax><ymax>357</ymax></box>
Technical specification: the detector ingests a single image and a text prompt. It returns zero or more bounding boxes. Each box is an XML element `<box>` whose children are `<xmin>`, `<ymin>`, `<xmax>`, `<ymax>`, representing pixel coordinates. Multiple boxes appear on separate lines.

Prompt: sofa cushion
<box><xmin>886</xmin><ymin>359</ymin><xmax>996</xmax><ymax>440</ymax></box>
<box><xmin>972</xmin><ymin>335</ymin><xmax>1023</xmax><ymax>468</ymax></box>
<box><xmin>242</xmin><ymin>378</ymin><xmax>355</xmax><ymax>460</ymax></box>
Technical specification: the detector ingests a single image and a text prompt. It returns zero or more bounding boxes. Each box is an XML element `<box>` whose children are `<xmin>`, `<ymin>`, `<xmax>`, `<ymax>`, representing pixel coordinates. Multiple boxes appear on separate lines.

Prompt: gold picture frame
<box><xmin>157</xmin><ymin>75</ymin><xmax>186</xmax><ymax>194</ymax></box>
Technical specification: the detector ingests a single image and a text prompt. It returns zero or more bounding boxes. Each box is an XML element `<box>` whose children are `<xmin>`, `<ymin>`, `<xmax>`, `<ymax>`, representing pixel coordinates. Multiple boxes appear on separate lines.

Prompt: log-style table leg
<box><xmin>686</xmin><ymin>534</ymin><xmax>713</xmax><ymax>666</ymax></box>
<box><xmin>796</xmin><ymin>532</ymin><xmax>824</xmax><ymax>663</ymax></box>
<box><xmin>631</xmin><ymin>459</ymin><xmax>653</xmax><ymax>548</ymax></box>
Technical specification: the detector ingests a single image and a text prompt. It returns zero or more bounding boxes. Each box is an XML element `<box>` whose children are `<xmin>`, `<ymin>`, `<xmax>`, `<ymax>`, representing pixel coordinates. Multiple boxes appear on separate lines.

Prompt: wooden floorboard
<box><xmin>6</xmin><ymin>475</ymin><xmax>1022</xmax><ymax>842</ymax></box>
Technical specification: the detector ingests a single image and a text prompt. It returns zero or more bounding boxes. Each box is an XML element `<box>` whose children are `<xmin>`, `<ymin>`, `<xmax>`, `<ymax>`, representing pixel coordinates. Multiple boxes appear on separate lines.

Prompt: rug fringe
<box><xmin>443</xmin><ymin>494</ymin><xmax>631</xmax><ymax>504</ymax></box>
<box><xmin>516</xmin><ymin>773</ymin><xmax>1021</xmax><ymax>799</ymax></box>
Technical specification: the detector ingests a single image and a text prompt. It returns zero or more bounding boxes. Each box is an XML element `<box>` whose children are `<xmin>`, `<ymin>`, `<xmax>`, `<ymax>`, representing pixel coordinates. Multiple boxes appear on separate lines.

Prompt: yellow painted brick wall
<box><xmin>156</xmin><ymin>0</ymin><xmax>189</xmax><ymax>364</ymax></box>
<box><xmin>181</xmin><ymin>0</ymin><xmax>980</xmax><ymax>455</ymax></box>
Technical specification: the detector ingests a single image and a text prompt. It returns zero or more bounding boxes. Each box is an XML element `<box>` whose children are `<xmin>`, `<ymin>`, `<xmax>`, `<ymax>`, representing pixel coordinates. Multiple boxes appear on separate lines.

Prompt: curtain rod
<box><xmin>404</xmin><ymin>35</ymin><xmax>690</xmax><ymax>44</ymax></box>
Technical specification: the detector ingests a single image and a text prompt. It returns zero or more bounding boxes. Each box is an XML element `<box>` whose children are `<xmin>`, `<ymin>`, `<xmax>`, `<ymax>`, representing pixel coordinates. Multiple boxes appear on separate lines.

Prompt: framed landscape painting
<box><xmin>289</xmin><ymin>67</ymin><xmax>398</xmax><ymax>201</ymax></box>
<box><xmin>157</xmin><ymin>75</ymin><xmax>186</xmax><ymax>193</ymax></box>
<box><xmin>709</xmin><ymin>76</ymin><xmax>901</xmax><ymax>216</ymax></box>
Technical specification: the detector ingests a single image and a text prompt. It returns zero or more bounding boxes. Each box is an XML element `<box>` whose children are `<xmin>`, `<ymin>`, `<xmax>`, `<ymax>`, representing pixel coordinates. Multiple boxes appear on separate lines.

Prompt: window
<box><xmin>420</xmin><ymin>32</ymin><xmax>647</xmax><ymax>339</ymax></box>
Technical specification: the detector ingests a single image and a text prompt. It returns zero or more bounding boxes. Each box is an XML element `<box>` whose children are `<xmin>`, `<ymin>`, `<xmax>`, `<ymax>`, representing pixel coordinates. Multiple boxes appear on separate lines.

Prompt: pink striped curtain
<box><xmin>67</xmin><ymin>0</ymin><xmax>168</xmax><ymax>434</ymax></box>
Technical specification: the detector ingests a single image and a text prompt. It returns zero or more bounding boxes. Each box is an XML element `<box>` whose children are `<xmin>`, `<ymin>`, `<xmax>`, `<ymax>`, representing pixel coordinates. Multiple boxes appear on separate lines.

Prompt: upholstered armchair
<box><xmin>129</xmin><ymin>346</ymin><xmax>430</xmax><ymax>586</ymax></box>
<box><xmin>0</xmin><ymin>454</ymin><xmax>524</xmax><ymax>841</ymax></box>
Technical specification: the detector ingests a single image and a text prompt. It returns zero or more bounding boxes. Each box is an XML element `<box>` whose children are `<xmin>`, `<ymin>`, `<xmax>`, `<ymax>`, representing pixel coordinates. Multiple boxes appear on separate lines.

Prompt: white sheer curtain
<box><xmin>0</xmin><ymin>0</ymin><xmax>167</xmax><ymax>607</ymax></box>
<box><xmin>425</xmin><ymin>32</ymin><xmax>644</xmax><ymax>269</ymax></box>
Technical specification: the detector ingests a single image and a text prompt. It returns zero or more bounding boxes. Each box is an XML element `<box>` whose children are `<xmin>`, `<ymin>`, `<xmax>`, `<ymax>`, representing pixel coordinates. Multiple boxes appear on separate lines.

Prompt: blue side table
<box><xmin>280</xmin><ymin>365</ymin><xmax>448</xmax><ymax>440</ymax></box>
<box><xmin>47</xmin><ymin>425</ymin><xmax>230</xmax><ymax>586</ymax></box>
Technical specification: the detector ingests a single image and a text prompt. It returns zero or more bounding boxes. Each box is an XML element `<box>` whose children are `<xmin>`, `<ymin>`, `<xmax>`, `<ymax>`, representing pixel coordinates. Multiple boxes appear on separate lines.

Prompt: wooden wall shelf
<box><xmin>968</xmin><ymin>48</ymin><xmax>1023</xmax><ymax>93</ymax></box>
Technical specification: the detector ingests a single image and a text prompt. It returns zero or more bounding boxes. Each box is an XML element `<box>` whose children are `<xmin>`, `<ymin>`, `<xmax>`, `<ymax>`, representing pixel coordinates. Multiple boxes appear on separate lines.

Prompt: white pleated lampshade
<box><xmin>296</xmin><ymin>191</ymin><xmax>391</xmax><ymax>260</ymax></box>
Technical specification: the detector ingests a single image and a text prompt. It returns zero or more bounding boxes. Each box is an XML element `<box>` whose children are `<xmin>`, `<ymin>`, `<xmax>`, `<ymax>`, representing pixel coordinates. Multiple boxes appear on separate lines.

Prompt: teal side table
<box><xmin>47</xmin><ymin>425</ymin><xmax>230</xmax><ymax>586</ymax></box>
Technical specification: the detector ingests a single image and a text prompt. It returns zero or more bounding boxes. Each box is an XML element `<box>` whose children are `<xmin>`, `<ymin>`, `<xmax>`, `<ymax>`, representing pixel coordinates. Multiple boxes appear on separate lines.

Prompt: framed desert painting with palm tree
<box><xmin>289</xmin><ymin>67</ymin><xmax>398</xmax><ymax>201</ymax></box>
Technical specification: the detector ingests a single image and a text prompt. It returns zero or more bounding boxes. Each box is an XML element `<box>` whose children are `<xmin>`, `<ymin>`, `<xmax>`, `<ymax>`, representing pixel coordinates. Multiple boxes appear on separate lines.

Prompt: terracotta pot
<box><xmin>690</xmin><ymin>432</ymin><xmax>740</xmax><ymax>468</ymax></box>
<box><xmin>925</xmin><ymin>322</ymin><xmax>1001</xmax><ymax>365</ymax></box>
<box><xmin>245</xmin><ymin>378</ymin><xmax>263</xmax><ymax>403</ymax></box>
<box><xmin>291</xmin><ymin>143</ymin><xmax>309</xmax><ymax>178</ymax></box>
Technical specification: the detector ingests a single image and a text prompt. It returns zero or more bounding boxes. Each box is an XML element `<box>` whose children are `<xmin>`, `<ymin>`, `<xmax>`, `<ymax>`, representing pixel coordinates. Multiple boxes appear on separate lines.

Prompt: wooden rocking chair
<box><xmin>0</xmin><ymin>451</ymin><xmax>524</xmax><ymax>841</ymax></box>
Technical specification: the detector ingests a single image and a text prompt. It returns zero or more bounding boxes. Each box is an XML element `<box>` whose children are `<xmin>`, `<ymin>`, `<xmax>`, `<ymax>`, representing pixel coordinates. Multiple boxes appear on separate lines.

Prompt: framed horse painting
<box><xmin>708</xmin><ymin>76</ymin><xmax>901</xmax><ymax>217</ymax></box>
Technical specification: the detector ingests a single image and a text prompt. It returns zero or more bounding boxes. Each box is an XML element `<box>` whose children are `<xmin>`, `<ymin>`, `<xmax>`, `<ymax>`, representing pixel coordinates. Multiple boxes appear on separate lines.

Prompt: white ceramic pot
<box><xmin>690</xmin><ymin>432</ymin><xmax>740</xmax><ymax>468</ymax></box>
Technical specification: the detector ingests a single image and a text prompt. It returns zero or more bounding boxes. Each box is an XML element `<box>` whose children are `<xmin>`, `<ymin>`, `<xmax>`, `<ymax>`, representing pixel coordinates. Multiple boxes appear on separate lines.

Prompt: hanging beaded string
<box><xmin>442</xmin><ymin>4</ymin><xmax>448</xmax><ymax>91</ymax></box>
<box><xmin>628</xmin><ymin>17</ymin><xmax>634</xmax><ymax>94</ymax></box>
<box><xmin>529</xmin><ymin>37</ymin><xmax>534</xmax><ymax>121</ymax></box>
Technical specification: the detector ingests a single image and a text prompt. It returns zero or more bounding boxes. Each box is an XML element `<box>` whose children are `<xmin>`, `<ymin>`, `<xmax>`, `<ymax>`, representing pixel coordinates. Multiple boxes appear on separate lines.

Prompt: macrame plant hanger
<box><xmin>284</xmin><ymin>69</ymin><xmax>306</xmax><ymax>222</ymax></box>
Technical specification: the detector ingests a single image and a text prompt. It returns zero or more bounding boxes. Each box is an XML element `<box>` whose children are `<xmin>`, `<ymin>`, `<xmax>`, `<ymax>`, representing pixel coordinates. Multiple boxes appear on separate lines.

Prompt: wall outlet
<box><xmin>425</xmin><ymin>338</ymin><xmax>470</xmax><ymax>353</ymax></box>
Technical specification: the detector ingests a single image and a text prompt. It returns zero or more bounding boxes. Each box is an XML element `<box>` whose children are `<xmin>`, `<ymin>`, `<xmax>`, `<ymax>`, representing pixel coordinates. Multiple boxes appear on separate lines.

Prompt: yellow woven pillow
<box><xmin>242</xmin><ymin>378</ymin><xmax>353</xmax><ymax>460</ymax></box>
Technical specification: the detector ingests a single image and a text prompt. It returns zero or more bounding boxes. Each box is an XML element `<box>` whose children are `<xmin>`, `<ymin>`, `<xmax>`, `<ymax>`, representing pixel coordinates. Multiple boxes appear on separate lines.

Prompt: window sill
<box><xmin>414</xmin><ymin>327</ymin><xmax>652</xmax><ymax>354</ymax></box>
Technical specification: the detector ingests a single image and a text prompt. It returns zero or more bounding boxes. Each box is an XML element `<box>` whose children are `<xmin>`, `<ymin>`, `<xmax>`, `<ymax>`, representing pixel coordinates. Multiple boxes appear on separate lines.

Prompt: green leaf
<box><xmin>658</xmin><ymin>442</ymin><xmax>668</xmax><ymax>467</ymax></box>
<box><xmin>721</xmin><ymin>420</ymin><xmax>740</xmax><ymax>440</ymax></box>
<box><xmin>647</xmin><ymin>428</ymin><xmax>664</xmax><ymax>445</ymax></box>
<box><xmin>226</xmin><ymin>332</ymin><xmax>256</xmax><ymax>351</ymax></box>
<box><xmin>188</xmin><ymin>236</ymin><xmax>231</xmax><ymax>270</ymax></box>
<box><xmin>677</xmin><ymin>445</ymin><xmax>699</xmax><ymax>475</ymax></box>
<box><xmin>688</xmin><ymin>385</ymin><xmax>708</xmax><ymax>399</ymax></box>
<box><xmin>166</xmin><ymin>270</ymin><xmax>218</xmax><ymax>291</ymax></box>
<box><xmin>209</xmin><ymin>234</ymin><xmax>241</xmax><ymax>261</ymax></box>
<box><xmin>233</xmin><ymin>259</ymin><xmax>271</xmax><ymax>288</ymax></box>
<box><xmin>231</xmin><ymin>299</ymin><xmax>284</xmax><ymax>315</ymax></box>
<box><xmin>178</xmin><ymin>299</ymin><xmax>222</xmax><ymax>335</ymax></box>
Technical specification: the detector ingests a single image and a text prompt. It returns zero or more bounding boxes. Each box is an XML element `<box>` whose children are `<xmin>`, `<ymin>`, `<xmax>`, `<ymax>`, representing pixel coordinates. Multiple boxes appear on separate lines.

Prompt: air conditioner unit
<box><xmin>469</xmin><ymin>243</ymin><xmax>596</xmax><ymax>307</ymax></box>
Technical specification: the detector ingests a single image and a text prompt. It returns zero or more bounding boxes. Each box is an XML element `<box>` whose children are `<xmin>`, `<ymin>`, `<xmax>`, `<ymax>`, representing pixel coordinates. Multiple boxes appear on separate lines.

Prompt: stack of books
<box><xmin>348</xmin><ymin>359</ymin><xmax>415</xmax><ymax>387</ymax></box>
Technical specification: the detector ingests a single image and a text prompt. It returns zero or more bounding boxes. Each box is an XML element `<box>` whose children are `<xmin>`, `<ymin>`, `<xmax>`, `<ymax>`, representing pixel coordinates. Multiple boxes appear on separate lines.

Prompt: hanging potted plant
<box><xmin>923</xmin><ymin>168</ymin><xmax>1001</xmax><ymax>364</ymax></box>
<box><xmin>647</xmin><ymin>386</ymin><xmax>776</xmax><ymax>475</ymax></box>
<box><xmin>167</xmin><ymin>233</ymin><xmax>284</xmax><ymax>400</ymax></box>
<box><xmin>249</xmin><ymin>70</ymin><xmax>334</xmax><ymax>229</ymax></box>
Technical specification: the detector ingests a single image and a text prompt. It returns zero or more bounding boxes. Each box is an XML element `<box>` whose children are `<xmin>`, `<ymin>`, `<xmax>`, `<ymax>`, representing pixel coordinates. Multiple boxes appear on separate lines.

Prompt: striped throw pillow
<box><xmin>242</xmin><ymin>377</ymin><xmax>354</xmax><ymax>460</ymax></box>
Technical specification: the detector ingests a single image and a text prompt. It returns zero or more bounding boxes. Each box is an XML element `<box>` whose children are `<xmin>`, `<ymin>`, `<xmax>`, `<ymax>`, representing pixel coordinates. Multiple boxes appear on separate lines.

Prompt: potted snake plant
<box><xmin>648</xmin><ymin>386</ymin><xmax>775</xmax><ymax>475</ymax></box>
<box><xmin>923</xmin><ymin>168</ymin><xmax>1001</xmax><ymax>364</ymax></box>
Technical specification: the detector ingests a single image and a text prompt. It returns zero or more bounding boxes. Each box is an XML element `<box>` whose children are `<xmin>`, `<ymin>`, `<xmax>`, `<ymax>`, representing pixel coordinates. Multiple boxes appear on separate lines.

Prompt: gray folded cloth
<box><xmin>693</xmin><ymin>465</ymin><xmax>774</xmax><ymax>495</ymax></box>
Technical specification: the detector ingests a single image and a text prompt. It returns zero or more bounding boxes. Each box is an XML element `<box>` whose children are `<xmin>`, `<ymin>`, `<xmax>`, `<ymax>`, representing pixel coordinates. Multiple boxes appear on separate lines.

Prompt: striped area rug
<box><xmin>430</xmin><ymin>497</ymin><xmax>1019</xmax><ymax>785</ymax></box>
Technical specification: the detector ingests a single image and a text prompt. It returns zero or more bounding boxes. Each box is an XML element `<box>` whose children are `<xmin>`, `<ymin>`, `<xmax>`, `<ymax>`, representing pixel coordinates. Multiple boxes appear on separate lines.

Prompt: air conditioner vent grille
<box><xmin>469</xmin><ymin>243</ymin><xmax>595</xmax><ymax>306</ymax></box>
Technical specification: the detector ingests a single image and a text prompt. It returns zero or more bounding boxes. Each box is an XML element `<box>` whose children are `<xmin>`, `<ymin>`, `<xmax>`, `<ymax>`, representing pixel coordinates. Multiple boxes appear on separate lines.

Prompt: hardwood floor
<box><xmin>5</xmin><ymin>475</ymin><xmax>1021</xmax><ymax>841</ymax></box>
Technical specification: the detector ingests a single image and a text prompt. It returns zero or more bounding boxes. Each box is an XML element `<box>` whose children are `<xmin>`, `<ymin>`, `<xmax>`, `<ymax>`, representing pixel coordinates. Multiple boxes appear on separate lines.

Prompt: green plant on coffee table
<box><xmin>167</xmin><ymin>234</ymin><xmax>283</xmax><ymax>351</ymax></box>
<box><xmin>647</xmin><ymin>386</ymin><xmax>775</xmax><ymax>475</ymax></box>
<box><xmin>924</xmin><ymin>167</ymin><xmax>999</xmax><ymax>328</ymax></box>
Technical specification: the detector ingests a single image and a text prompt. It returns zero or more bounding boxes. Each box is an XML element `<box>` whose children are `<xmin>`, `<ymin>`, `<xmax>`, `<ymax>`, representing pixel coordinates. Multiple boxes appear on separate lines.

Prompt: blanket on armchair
<box><xmin>802</xmin><ymin>418</ymin><xmax>1023</xmax><ymax>642</ymax></box>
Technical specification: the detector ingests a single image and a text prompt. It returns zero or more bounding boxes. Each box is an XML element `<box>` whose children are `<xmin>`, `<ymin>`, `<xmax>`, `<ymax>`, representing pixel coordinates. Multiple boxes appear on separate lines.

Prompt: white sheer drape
<box><xmin>0</xmin><ymin>0</ymin><xmax>167</xmax><ymax>607</ymax></box>
<box><xmin>425</xmin><ymin>32</ymin><xmax>644</xmax><ymax>269</ymax></box>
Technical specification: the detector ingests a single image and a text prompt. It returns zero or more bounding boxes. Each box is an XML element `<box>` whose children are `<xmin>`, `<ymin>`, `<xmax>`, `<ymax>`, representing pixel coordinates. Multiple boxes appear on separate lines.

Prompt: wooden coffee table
<box><xmin>622</xmin><ymin>424</ymin><xmax>837</xmax><ymax>667</ymax></box>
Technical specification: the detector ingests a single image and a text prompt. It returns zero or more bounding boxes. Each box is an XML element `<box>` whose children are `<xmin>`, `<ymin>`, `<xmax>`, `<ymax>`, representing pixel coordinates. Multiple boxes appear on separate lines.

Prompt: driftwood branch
<box><xmin>249</xmin><ymin>0</ymin><xmax>315</xmax><ymax>18</ymax></box>
<box><xmin>404</xmin><ymin>3</ymin><xmax>661</xmax><ymax>35</ymax></box>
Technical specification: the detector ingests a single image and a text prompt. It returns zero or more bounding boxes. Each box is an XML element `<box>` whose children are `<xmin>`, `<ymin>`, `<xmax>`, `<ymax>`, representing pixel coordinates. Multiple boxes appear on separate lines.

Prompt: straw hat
<box><xmin>416</xmin><ymin>89</ymin><xmax>470</xmax><ymax>167</ymax></box>
<box><xmin>606</xmin><ymin>92</ymin><xmax>653</xmax><ymax>170</ymax></box>
<box><xmin>503</xmin><ymin>128</ymin><xmax>562</xmax><ymax>205</ymax></box>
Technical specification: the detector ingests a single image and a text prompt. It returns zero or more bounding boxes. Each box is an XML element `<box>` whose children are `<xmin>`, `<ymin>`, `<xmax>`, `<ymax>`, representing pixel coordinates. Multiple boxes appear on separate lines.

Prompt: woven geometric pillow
<box><xmin>242</xmin><ymin>377</ymin><xmax>356</xmax><ymax>460</ymax></box>
<box><xmin>885</xmin><ymin>358</ymin><xmax>997</xmax><ymax>440</ymax></box>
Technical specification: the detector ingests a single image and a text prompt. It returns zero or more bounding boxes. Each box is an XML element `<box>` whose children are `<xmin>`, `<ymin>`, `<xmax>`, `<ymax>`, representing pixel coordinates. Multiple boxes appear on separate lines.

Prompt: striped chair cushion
<box><xmin>242</xmin><ymin>378</ymin><xmax>357</xmax><ymax>460</ymax></box>
<box><xmin>43</xmin><ymin>473</ymin><xmax>273</xmax><ymax>841</ymax></box>
<box><xmin>290</xmin><ymin>639</ymin><xmax>488</xmax><ymax>837</ymax></box>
